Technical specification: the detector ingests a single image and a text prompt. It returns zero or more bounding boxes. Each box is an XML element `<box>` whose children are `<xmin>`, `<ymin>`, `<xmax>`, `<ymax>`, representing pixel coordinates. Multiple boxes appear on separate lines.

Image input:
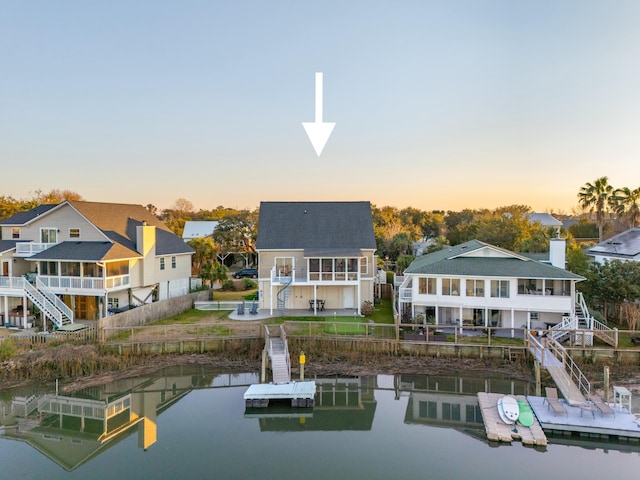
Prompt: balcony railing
<box><xmin>399</xmin><ymin>287</ymin><xmax>412</xmax><ymax>301</ymax></box>
<box><xmin>38</xmin><ymin>274</ymin><xmax>130</xmax><ymax>291</ymax></box>
<box><xmin>15</xmin><ymin>242</ymin><xmax>57</xmax><ymax>257</ymax></box>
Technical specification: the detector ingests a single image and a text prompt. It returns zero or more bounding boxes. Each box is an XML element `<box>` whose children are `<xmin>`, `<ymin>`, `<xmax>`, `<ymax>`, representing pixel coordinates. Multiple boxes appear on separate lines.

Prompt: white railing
<box><xmin>399</xmin><ymin>287</ymin><xmax>412</xmax><ymax>301</ymax></box>
<box><xmin>22</xmin><ymin>280</ymin><xmax>64</xmax><ymax>328</ymax></box>
<box><xmin>38</xmin><ymin>275</ymin><xmax>105</xmax><ymax>290</ymax></box>
<box><xmin>281</xmin><ymin>324</ymin><xmax>291</xmax><ymax>382</ymax></box>
<box><xmin>576</xmin><ymin>291</ymin><xmax>591</xmax><ymax>327</ymax></box>
<box><xmin>14</xmin><ymin>242</ymin><xmax>57</xmax><ymax>256</ymax></box>
<box><xmin>105</xmin><ymin>274</ymin><xmax>130</xmax><ymax>290</ymax></box>
<box><xmin>546</xmin><ymin>336</ymin><xmax>591</xmax><ymax>399</ymax></box>
<box><xmin>36</xmin><ymin>278</ymin><xmax>74</xmax><ymax>323</ymax></box>
<box><xmin>549</xmin><ymin>316</ymin><xmax>577</xmax><ymax>343</ymax></box>
<box><xmin>0</xmin><ymin>276</ymin><xmax>26</xmax><ymax>289</ymax></box>
<box><xmin>194</xmin><ymin>301</ymin><xmax>240</xmax><ymax>311</ymax></box>
<box><xmin>576</xmin><ymin>291</ymin><xmax>617</xmax><ymax>346</ymax></box>
<box><xmin>271</xmin><ymin>266</ymin><xmax>293</xmax><ymax>284</ymax></box>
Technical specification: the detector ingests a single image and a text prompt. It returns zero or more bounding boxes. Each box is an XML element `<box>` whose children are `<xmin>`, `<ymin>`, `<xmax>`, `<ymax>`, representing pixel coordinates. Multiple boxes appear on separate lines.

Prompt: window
<box><xmin>12</xmin><ymin>228</ymin><xmax>20</xmax><ymax>239</ymax></box>
<box><xmin>518</xmin><ymin>278</ymin><xmax>542</xmax><ymax>294</ymax></box>
<box><xmin>442</xmin><ymin>278</ymin><xmax>460</xmax><ymax>296</ymax></box>
<box><xmin>360</xmin><ymin>256</ymin><xmax>368</xmax><ymax>275</ymax></box>
<box><xmin>491</xmin><ymin>280</ymin><xmax>510</xmax><ymax>298</ymax></box>
<box><xmin>106</xmin><ymin>260</ymin><xmax>129</xmax><ymax>276</ymax></box>
<box><xmin>40</xmin><ymin>261</ymin><xmax>58</xmax><ymax>275</ymax></box>
<box><xmin>69</xmin><ymin>228</ymin><xmax>80</xmax><ymax>238</ymax></box>
<box><xmin>530</xmin><ymin>312</ymin><xmax>539</xmax><ymax>321</ymax></box>
<box><xmin>419</xmin><ymin>277</ymin><xmax>436</xmax><ymax>295</ymax></box>
<box><xmin>160</xmin><ymin>258</ymin><xmax>165</xmax><ymax>270</ymax></box>
<box><xmin>60</xmin><ymin>262</ymin><xmax>80</xmax><ymax>276</ymax></box>
<box><xmin>466</xmin><ymin>279</ymin><xmax>484</xmax><ymax>297</ymax></box>
<box><xmin>171</xmin><ymin>256</ymin><xmax>176</xmax><ymax>269</ymax></box>
<box><xmin>108</xmin><ymin>298</ymin><xmax>119</xmax><ymax>310</ymax></box>
<box><xmin>442</xmin><ymin>402</ymin><xmax>461</xmax><ymax>421</ymax></box>
<box><xmin>41</xmin><ymin>228</ymin><xmax>57</xmax><ymax>244</ymax></box>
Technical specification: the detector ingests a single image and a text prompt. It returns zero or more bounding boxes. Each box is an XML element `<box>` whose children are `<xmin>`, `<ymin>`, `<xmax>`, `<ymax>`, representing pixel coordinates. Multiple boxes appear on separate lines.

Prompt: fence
<box><xmin>1</xmin><ymin>323</ymin><xmax>99</xmax><ymax>345</ymax></box>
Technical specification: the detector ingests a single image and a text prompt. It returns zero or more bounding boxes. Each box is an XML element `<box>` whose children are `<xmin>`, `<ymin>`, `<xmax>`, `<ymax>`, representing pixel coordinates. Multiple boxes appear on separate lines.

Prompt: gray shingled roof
<box><xmin>0</xmin><ymin>240</ymin><xmax>19</xmax><ymax>254</ymax></box>
<box><xmin>256</xmin><ymin>201</ymin><xmax>376</xmax><ymax>252</ymax></box>
<box><xmin>587</xmin><ymin>228</ymin><xmax>640</xmax><ymax>259</ymax></box>
<box><xmin>405</xmin><ymin>240</ymin><xmax>583</xmax><ymax>280</ymax></box>
<box><xmin>0</xmin><ymin>204</ymin><xmax>57</xmax><ymax>225</ymax></box>
<box><xmin>70</xmin><ymin>201</ymin><xmax>193</xmax><ymax>256</ymax></box>
<box><xmin>29</xmin><ymin>241</ymin><xmax>141</xmax><ymax>262</ymax></box>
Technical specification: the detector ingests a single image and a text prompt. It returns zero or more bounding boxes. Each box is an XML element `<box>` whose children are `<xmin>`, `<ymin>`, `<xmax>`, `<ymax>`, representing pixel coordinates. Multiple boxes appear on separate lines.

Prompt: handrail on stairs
<box><xmin>36</xmin><ymin>277</ymin><xmax>74</xmax><ymax>323</ymax></box>
<box><xmin>22</xmin><ymin>279</ymin><xmax>64</xmax><ymax>328</ymax></box>
<box><xmin>545</xmin><ymin>336</ymin><xmax>591</xmax><ymax>399</ymax></box>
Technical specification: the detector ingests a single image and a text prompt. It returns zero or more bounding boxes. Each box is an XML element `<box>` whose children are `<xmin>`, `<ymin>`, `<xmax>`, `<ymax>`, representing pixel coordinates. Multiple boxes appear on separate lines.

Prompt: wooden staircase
<box><xmin>265</xmin><ymin>325</ymin><xmax>291</xmax><ymax>384</ymax></box>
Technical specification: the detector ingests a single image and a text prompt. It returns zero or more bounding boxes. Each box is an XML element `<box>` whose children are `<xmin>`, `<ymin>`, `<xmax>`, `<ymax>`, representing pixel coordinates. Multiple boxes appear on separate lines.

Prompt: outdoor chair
<box><xmin>589</xmin><ymin>395</ymin><xmax>615</xmax><ymax>417</ymax></box>
<box><xmin>544</xmin><ymin>387</ymin><xmax>567</xmax><ymax>416</ymax></box>
<box><xmin>237</xmin><ymin>303</ymin><xmax>245</xmax><ymax>315</ymax></box>
<box><xmin>249</xmin><ymin>302</ymin><xmax>258</xmax><ymax>315</ymax></box>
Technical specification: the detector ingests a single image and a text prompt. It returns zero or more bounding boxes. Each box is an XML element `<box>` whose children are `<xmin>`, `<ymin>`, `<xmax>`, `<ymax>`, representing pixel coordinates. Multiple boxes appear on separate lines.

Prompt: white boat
<box><xmin>497</xmin><ymin>395</ymin><xmax>520</xmax><ymax>424</ymax></box>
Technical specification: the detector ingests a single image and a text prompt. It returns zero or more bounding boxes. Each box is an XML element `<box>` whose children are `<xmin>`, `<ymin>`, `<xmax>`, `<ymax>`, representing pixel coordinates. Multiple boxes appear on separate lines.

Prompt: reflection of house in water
<box><xmin>0</xmin><ymin>367</ymin><xmax>220</xmax><ymax>471</ymax></box>
<box><xmin>400</xmin><ymin>374</ymin><xmax>531</xmax><ymax>433</ymax></box>
<box><xmin>246</xmin><ymin>376</ymin><xmax>378</xmax><ymax>432</ymax></box>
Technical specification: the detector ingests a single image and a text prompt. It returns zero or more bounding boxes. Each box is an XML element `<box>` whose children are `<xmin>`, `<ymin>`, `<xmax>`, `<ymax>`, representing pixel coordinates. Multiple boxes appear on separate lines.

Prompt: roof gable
<box><xmin>256</xmin><ymin>201</ymin><xmax>376</xmax><ymax>252</ymax></box>
<box><xmin>404</xmin><ymin>239</ymin><xmax>582</xmax><ymax>280</ymax></box>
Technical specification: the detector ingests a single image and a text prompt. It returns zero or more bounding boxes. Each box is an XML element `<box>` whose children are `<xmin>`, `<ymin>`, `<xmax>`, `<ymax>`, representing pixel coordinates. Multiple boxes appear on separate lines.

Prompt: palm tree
<box><xmin>612</xmin><ymin>186</ymin><xmax>640</xmax><ymax>229</ymax></box>
<box><xmin>577</xmin><ymin>176</ymin><xmax>615</xmax><ymax>241</ymax></box>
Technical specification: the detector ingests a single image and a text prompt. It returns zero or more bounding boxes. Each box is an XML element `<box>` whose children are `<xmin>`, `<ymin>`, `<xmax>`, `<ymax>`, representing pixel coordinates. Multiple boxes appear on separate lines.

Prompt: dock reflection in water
<box><xmin>0</xmin><ymin>368</ymin><xmax>638</xmax><ymax>479</ymax></box>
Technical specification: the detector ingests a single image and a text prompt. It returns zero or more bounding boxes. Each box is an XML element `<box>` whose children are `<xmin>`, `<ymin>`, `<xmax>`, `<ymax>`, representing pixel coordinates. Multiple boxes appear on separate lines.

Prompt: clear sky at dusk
<box><xmin>1</xmin><ymin>1</ymin><xmax>639</xmax><ymax>213</ymax></box>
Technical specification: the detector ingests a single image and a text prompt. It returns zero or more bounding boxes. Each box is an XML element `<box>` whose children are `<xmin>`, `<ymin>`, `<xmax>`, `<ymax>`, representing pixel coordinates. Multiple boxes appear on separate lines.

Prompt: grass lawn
<box><xmin>211</xmin><ymin>289</ymin><xmax>258</xmax><ymax>301</ymax></box>
<box><xmin>150</xmin><ymin>309</ymin><xmax>229</xmax><ymax>325</ymax></box>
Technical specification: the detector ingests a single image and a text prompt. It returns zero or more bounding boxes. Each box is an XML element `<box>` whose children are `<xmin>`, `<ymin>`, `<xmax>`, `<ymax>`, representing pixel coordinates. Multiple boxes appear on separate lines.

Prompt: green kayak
<box><xmin>517</xmin><ymin>399</ymin><xmax>534</xmax><ymax>427</ymax></box>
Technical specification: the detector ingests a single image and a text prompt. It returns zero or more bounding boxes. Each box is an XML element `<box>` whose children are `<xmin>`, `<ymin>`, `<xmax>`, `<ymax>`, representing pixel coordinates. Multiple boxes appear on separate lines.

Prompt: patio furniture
<box><xmin>631</xmin><ymin>333</ymin><xmax>640</xmax><ymax>346</ymax></box>
<box><xmin>579</xmin><ymin>401</ymin><xmax>596</xmax><ymax>418</ymax></box>
<box><xmin>613</xmin><ymin>386</ymin><xmax>632</xmax><ymax>413</ymax></box>
<box><xmin>237</xmin><ymin>303</ymin><xmax>245</xmax><ymax>315</ymax></box>
<box><xmin>543</xmin><ymin>387</ymin><xmax>568</xmax><ymax>416</ymax></box>
<box><xmin>249</xmin><ymin>302</ymin><xmax>258</xmax><ymax>315</ymax></box>
<box><xmin>589</xmin><ymin>395</ymin><xmax>615</xmax><ymax>417</ymax></box>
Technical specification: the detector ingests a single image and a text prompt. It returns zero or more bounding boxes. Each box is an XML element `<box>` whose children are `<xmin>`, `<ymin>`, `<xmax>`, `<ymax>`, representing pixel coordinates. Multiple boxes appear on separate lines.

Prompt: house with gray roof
<box><xmin>256</xmin><ymin>201</ymin><xmax>377</xmax><ymax>315</ymax></box>
<box><xmin>586</xmin><ymin>228</ymin><xmax>640</xmax><ymax>264</ymax></box>
<box><xmin>182</xmin><ymin>221</ymin><xmax>219</xmax><ymax>242</ymax></box>
<box><xmin>398</xmin><ymin>238</ymin><xmax>584</xmax><ymax>332</ymax></box>
<box><xmin>527</xmin><ymin>212</ymin><xmax>562</xmax><ymax>228</ymax></box>
<box><xmin>0</xmin><ymin>201</ymin><xmax>193</xmax><ymax>329</ymax></box>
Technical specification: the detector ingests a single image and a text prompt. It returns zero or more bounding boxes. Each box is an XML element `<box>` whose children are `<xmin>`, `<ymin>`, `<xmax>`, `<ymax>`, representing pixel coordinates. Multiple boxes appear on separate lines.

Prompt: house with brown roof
<box><xmin>255</xmin><ymin>201</ymin><xmax>377</xmax><ymax>315</ymax></box>
<box><xmin>0</xmin><ymin>201</ymin><xmax>193</xmax><ymax>329</ymax></box>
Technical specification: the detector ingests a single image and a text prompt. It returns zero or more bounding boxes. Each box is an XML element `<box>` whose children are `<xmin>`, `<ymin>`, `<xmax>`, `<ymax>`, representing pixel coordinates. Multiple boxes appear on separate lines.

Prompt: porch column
<box><xmin>2</xmin><ymin>295</ymin><xmax>7</xmax><ymax>326</ymax></box>
<box><xmin>22</xmin><ymin>295</ymin><xmax>27</xmax><ymax>329</ymax></box>
<box><xmin>527</xmin><ymin>311</ymin><xmax>531</xmax><ymax>331</ymax></box>
<box><xmin>458</xmin><ymin>305</ymin><xmax>463</xmax><ymax>332</ymax></box>
<box><xmin>357</xmin><ymin>283</ymin><xmax>361</xmax><ymax>315</ymax></box>
<box><xmin>435</xmin><ymin>305</ymin><xmax>439</xmax><ymax>326</ymax></box>
<box><xmin>269</xmin><ymin>284</ymin><xmax>273</xmax><ymax>315</ymax></box>
<box><xmin>484</xmin><ymin>307</ymin><xmax>488</xmax><ymax>327</ymax></box>
<box><xmin>313</xmin><ymin>286</ymin><xmax>317</xmax><ymax>315</ymax></box>
<box><xmin>510</xmin><ymin>308</ymin><xmax>515</xmax><ymax>338</ymax></box>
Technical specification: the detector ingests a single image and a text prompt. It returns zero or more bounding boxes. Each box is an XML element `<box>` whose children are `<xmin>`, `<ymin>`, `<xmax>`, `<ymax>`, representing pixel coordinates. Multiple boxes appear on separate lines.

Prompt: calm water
<box><xmin>1</xmin><ymin>366</ymin><xmax>638</xmax><ymax>480</ymax></box>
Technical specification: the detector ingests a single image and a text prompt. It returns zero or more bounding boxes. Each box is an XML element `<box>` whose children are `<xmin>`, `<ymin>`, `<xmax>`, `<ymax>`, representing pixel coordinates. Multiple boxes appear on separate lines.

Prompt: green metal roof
<box><xmin>404</xmin><ymin>240</ymin><xmax>583</xmax><ymax>280</ymax></box>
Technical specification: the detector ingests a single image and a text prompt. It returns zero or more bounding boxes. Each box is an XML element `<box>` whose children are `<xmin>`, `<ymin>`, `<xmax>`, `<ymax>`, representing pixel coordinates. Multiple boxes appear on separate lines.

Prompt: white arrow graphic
<box><xmin>302</xmin><ymin>72</ymin><xmax>335</xmax><ymax>156</ymax></box>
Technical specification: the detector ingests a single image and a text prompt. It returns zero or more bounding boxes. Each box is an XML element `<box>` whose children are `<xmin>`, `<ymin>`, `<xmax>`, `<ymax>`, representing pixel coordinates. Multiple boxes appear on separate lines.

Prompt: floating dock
<box><xmin>478</xmin><ymin>392</ymin><xmax>547</xmax><ymax>446</ymax></box>
<box><xmin>244</xmin><ymin>381</ymin><xmax>316</xmax><ymax>408</ymax></box>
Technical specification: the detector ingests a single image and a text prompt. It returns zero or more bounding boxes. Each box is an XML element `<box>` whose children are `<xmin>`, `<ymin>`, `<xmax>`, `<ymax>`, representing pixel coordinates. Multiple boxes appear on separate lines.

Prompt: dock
<box><xmin>528</xmin><ymin>395</ymin><xmax>640</xmax><ymax>441</ymax></box>
<box><xmin>244</xmin><ymin>381</ymin><xmax>316</xmax><ymax>408</ymax></box>
<box><xmin>478</xmin><ymin>393</ymin><xmax>547</xmax><ymax>446</ymax></box>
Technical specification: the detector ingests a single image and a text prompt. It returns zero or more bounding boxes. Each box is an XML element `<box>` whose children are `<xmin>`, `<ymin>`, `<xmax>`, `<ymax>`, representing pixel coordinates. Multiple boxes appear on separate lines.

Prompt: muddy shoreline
<box><xmin>2</xmin><ymin>344</ymin><xmax>639</xmax><ymax>397</ymax></box>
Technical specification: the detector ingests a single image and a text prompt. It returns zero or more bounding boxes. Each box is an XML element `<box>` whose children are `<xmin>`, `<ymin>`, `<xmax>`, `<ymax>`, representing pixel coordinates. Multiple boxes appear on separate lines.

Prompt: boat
<box><xmin>497</xmin><ymin>395</ymin><xmax>520</xmax><ymax>424</ymax></box>
<box><xmin>517</xmin><ymin>399</ymin><xmax>534</xmax><ymax>427</ymax></box>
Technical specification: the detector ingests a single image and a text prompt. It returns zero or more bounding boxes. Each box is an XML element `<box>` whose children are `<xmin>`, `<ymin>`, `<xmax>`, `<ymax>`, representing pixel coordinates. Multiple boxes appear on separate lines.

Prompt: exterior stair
<box><xmin>22</xmin><ymin>278</ymin><xmax>73</xmax><ymax>329</ymax></box>
<box><xmin>265</xmin><ymin>325</ymin><xmax>291</xmax><ymax>384</ymax></box>
<box><xmin>276</xmin><ymin>280</ymin><xmax>292</xmax><ymax>314</ymax></box>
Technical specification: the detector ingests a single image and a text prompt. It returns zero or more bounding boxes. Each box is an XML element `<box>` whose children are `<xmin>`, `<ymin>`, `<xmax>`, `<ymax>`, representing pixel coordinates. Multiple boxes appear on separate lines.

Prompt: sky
<box><xmin>1</xmin><ymin>1</ymin><xmax>640</xmax><ymax>213</ymax></box>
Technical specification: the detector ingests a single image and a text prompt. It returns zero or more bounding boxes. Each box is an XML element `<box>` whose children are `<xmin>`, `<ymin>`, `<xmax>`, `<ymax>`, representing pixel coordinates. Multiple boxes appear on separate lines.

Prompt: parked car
<box><xmin>233</xmin><ymin>268</ymin><xmax>258</xmax><ymax>279</ymax></box>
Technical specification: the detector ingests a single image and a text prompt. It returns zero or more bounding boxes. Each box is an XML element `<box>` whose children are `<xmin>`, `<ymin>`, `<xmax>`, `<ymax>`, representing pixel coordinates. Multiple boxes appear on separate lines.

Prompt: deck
<box><xmin>244</xmin><ymin>381</ymin><xmax>317</xmax><ymax>408</ymax></box>
<box><xmin>477</xmin><ymin>393</ymin><xmax>548</xmax><ymax>446</ymax></box>
<box><xmin>528</xmin><ymin>395</ymin><xmax>640</xmax><ymax>440</ymax></box>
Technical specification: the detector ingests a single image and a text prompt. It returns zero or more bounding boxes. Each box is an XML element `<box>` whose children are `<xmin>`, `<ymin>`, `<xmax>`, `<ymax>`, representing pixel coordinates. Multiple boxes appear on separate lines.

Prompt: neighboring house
<box><xmin>397</xmin><ymin>238</ymin><xmax>584</xmax><ymax>332</ymax></box>
<box><xmin>256</xmin><ymin>201</ymin><xmax>377</xmax><ymax>315</ymax></box>
<box><xmin>0</xmin><ymin>201</ymin><xmax>194</xmax><ymax>329</ymax></box>
<box><xmin>586</xmin><ymin>227</ymin><xmax>640</xmax><ymax>264</ymax></box>
<box><xmin>182</xmin><ymin>221</ymin><xmax>219</xmax><ymax>242</ymax></box>
<box><xmin>412</xmin><ymin>238</ymin><xmax>435</xmax><ymax>257</ymax></box>
<box><xmin>527</xmin><ymin>212</ymin><xmax>562</xmax><ymax>229</ymax></box>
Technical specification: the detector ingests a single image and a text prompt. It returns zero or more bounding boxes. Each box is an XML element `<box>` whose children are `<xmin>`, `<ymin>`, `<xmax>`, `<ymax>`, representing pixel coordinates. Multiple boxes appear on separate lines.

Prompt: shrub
<box><xmin>361</xmin><ymin>300</ymin><xmax>374</xmax><ymax>316</ymax></box>
<box><xmin>0</xmin><ymin>339</ymin><xmax>16</xmax><ymax>361</ymax></box>
<box><xmin>220</xmin><ymin>279</ymin><xmax>234</xmax><ymax>291</ymax></box>
<box><xmin>243</xmin><ymin>279</ymin><xmax>257</xmax><ymax>290</ymax></box>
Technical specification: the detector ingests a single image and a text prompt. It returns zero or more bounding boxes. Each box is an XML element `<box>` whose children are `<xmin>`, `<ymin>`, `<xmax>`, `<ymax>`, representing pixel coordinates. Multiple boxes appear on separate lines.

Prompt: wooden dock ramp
<box><xmin>478</xmin><ymin>392</ymin><xmax>547</xmax><ymax>447</ymax></box>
